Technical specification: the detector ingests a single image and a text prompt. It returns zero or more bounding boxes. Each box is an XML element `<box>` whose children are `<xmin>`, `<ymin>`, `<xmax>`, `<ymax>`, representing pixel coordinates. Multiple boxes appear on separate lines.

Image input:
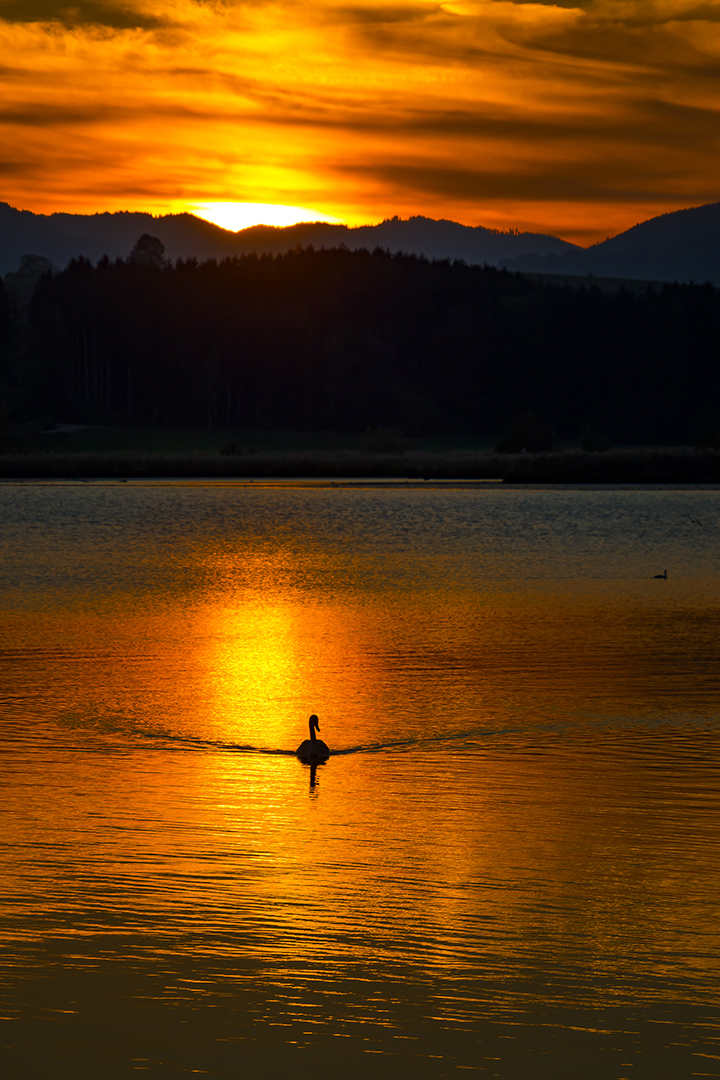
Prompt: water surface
<box><xmin>1</xmin><ymin>482</ymin><xmax>719</xmax><ymax>1078</ymax></box>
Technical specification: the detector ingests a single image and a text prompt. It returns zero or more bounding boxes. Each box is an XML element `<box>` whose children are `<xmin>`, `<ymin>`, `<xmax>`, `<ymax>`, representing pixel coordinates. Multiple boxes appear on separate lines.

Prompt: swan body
<box><xmin>296</xmin><ymin>714</ymin><xmax>330</xmax><ymax>760</ymax></box>
<box><xmin>654</xmin><ymin>570</ymin><xmax>668</xmax><ymax>579</ymax></box>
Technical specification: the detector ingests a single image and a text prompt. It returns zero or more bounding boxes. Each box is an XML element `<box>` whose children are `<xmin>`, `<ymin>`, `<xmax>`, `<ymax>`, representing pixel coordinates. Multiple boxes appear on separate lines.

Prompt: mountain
<box><xmin>502</xmin><ymin>202</ymin><xmax>720</xmax><ymax>285</ymax></box>
<box><xmin>0</xmin><ymin>202</ymin><xmax>578</xmax><ymax>276</ymax></box>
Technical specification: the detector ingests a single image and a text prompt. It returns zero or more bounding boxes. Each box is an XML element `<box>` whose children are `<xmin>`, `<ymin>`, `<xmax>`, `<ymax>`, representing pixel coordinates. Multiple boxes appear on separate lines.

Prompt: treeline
<box><xmin>2</xmin><ymin>245</ymin><xmax>720</xmax><ymax>443</ymax></box>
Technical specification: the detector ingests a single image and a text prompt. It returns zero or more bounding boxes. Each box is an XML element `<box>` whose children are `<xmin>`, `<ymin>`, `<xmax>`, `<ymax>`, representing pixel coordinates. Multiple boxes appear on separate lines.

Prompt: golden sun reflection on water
<box><xmin>197</xmin><ymin>599</ymin><xmax>371</xmax><ymax>753</ymax></box>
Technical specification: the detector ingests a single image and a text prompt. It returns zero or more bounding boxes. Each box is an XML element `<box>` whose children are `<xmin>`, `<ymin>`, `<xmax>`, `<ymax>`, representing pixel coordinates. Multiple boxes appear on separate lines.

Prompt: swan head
<box><xmin>309</xmin><ymin>714</ymin><xmax>320</xmax><ymax>733</ymax></box>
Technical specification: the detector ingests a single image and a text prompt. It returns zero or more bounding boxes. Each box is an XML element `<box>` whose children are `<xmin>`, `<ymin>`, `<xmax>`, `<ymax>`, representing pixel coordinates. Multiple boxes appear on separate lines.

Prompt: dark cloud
<box><xmin>502</xmin><ymin>0</ymin><xmax>720</xmax><ymax>12</ymax></box>
<box><xmin>346</xmin><ymin>1</ymin><xmax>720</xmax><ymax>74</ymax></box>
<box><xmin>0</xmin><ymin>0</ymin><xmax>164</xmax><ymax>29</ymax></box>
<box><xmin>0</xmin><ymin>158</ymin><xmax>32</xmax><ymax>173</ymax></box>
<box><xmin>0</xmin><ymin>64</ymin><xmax>40</xmax><ymax>80</ymax></box>
<box><xmin>532</xmin><ymin>26</ymin><xmax>720</xmax><ymax>71</ymax></box>
<box><xmin>337</xmin><ymin>161</ymin><xmax>720</xmax><ymax>205</ymax></box>
<box><xmin>0</xmin><ymin>104</ymin><xmax>118</xmax><ymax>125</ymax></box>
<box><xmin>590</xmin><ymin>1</ymin><xmax>720</xmax><ymax>27</ymax></box>
<box><xmin>392</xmin><ymin>98</ymin><xmax>720</xmax><ymax>151</ymax></box>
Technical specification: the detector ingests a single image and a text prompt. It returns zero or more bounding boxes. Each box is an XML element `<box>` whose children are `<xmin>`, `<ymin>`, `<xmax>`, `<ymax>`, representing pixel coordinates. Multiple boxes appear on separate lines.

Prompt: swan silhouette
<box><xmin>654</xmin><ymin>570</ymin><xmax>668</xmax><ymax>579</ymax></box>
<box><xmin>296</xmin><ymin>714</ymin><xmax>330</xmax><ymax>760</ymax></box>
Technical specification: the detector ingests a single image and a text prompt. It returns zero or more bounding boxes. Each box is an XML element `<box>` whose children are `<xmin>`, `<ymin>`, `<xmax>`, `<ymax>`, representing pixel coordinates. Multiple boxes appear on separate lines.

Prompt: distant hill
<box><xmin>0</xmin><ymin>202</ymin><xmax>577</xmax><ymax>276</ymax></box>
<box><xmin>503</xmin><ymin>202</ymin><xmax>720</xmax><ymax>285</ymax></box>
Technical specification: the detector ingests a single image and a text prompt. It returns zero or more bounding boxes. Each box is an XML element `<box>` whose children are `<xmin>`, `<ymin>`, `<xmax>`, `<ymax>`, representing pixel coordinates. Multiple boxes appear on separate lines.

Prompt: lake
<box><xmin>1</xmin><ymin>480</ymin><xmax>719</xmax><ymax>1079</ymax></box>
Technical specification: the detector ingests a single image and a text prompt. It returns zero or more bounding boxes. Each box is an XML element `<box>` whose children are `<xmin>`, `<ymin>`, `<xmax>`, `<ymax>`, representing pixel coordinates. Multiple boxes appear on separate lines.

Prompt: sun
<box><xmin>190</xmin><ymin>202</ymin><xmax>342</xmax><ymax>232</ymax></box>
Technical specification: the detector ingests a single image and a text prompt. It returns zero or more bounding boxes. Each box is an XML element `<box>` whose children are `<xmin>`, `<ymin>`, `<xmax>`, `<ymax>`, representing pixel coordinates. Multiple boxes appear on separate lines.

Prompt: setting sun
<box><xmin>192</xmin><ymin>203</ymin><xmax>342</xmax><ymax>232</ymax></box>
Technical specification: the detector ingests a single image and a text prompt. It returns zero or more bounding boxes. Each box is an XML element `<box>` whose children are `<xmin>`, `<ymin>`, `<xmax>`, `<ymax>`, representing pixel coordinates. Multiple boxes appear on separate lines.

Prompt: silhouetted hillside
<box><xmin>0</xmin><ymin>203</ymin><xmax>577</xmax><ymax>275</ymax></box>
<box><xmin>504</xmin><ymin>202</ymin><xmax>720</xmax><ymax>284</ymax></box>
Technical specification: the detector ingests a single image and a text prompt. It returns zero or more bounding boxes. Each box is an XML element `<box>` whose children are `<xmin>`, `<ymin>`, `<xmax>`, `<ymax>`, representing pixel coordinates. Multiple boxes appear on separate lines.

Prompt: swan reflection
<box><xmin>306</xmin><ymin>758</ymin><xmax>326</xmax><ymax>795</ymax></box>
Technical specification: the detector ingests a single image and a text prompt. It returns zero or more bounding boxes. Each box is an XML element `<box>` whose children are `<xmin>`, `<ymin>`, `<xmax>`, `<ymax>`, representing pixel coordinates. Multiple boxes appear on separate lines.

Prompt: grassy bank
<box><xmin>1</xmin><ymin>447</ymin><xmax>720</xmax><ymax>482</ymax></box>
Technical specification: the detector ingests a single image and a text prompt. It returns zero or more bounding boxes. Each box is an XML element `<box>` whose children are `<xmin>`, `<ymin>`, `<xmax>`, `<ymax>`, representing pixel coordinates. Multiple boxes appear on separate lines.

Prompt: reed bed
<box><xmin>1</xmin><ymin>447</ymin><xmax>720</xmax><ymax>482</ymax></box>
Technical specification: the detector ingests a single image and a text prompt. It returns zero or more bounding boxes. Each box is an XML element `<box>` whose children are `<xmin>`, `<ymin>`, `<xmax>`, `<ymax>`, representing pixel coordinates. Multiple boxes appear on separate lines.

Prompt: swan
<box><xmin>296</xmin><ymin>714</ymin><xmax>330</xmax><ymax>760</ymax></box>
<box><xmin>654</xmin><ymin>570</ymin><xmax>668</xmax><ymax>579</ymax></box>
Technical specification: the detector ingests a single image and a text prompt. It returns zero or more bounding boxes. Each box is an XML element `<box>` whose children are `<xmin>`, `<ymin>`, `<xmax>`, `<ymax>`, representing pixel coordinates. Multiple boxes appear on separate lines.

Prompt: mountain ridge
<box><xmin>0</xmin><ymin>203</ymin><xmax>578</xmax><ymax>275</ymax></box>
<box><xmin>1</xmin><ymin>200</ymin><xmax>719</xmax><ymax>284</ymax></box>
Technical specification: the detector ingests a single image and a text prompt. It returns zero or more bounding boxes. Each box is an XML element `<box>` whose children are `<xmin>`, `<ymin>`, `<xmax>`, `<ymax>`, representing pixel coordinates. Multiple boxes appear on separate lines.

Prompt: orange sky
<box><xmin>0</xmin><ymin>0</ymin><xmax>719</xmax><ymax>243</ymax></box>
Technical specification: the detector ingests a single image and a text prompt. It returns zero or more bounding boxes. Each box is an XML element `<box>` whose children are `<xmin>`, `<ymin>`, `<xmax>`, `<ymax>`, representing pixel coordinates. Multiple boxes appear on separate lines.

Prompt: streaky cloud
<box><xmin>0</xmin><ymin>0</ymin><xmax>165</xmax><ymax>29</ymax></box>
<box><xmin>338</xmin><ymin>160</ymin><xmax>720</xmax><ymax>204</ymax></box>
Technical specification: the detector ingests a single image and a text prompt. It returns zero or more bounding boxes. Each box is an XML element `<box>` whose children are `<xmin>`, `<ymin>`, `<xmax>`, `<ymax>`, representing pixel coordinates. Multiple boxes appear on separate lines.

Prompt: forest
<box><xmin>1</xmin><ymin>242</ymin><xmax>719</xmax><ymax>447</ymax></box>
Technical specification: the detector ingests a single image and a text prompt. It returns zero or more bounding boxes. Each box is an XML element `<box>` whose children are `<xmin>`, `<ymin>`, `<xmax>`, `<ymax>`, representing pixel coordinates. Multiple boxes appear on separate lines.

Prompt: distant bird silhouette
<box><xmin>296</xmin><ymin>714</ymin><xmax>330</xmax><ymax>760</ymax></box>
<box><xmin>654</xmin><ymin>570</ymin><xmax>668</xmax><ymax>579</ymax></box>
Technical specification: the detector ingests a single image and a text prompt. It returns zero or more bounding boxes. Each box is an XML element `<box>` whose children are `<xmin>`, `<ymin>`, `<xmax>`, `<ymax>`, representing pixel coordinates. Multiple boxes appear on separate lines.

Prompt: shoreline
<box><xmin>1</xmin><ymin>447</ymin><xmax>720</xmax><ymax>483</ymax></box>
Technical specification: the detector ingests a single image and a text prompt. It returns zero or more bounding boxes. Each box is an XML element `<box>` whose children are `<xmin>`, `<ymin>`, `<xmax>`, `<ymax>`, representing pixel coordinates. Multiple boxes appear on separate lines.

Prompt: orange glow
<box><xmin>1</xmin><ymin>0</ymin><xmax>719</xmax><ymax>242</ymax></box>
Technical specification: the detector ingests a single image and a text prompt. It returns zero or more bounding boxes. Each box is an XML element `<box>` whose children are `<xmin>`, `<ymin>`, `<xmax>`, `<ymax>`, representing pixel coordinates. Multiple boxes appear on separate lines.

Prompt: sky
<box><xmin>0</xmin><ymin>0</ymin><xmax>719</xmax><ymax>244</ymax></box>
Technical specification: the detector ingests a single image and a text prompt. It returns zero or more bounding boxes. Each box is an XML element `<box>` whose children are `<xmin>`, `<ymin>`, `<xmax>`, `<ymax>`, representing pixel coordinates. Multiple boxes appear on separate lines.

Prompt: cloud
<box><xmin>335</xmin><ymin>95</ymin><xmax>720</xmax><ymax>147</ymax></box>
<box><xmin>336</xmin><ymin>158</ymin><xmax>720</xmax><ymax>204</ymax></box>
<box><xmin>0</xmin><ymin>0</ymin><xmax>164</xmax><ymax>29</ymax></box>
<box><xmin>0</xmin><ymin>103</ymin><xmax>121</xmax><ymax>124</ymax></box>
